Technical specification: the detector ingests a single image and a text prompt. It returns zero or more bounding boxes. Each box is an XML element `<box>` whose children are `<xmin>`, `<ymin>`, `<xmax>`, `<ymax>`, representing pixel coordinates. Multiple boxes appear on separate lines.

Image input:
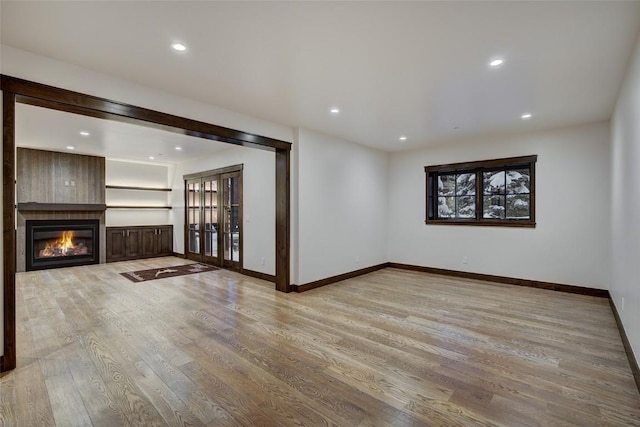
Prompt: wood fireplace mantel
<box><xmin>17</xmin><ymin>203</ymin><xmax>107</xmax><ymax>212</ymax></box>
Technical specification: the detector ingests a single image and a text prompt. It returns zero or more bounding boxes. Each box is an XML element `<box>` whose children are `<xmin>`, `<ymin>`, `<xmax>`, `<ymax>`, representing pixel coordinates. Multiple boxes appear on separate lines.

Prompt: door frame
<box><xmin>1</xmin><ymin>75</ymin><xmax>291</xmax><ymax>372</ymax></box>
<box><xmin>184</xmin><ymin>164</ymin><xmax>243</xmax><ymax>271</ymax></box>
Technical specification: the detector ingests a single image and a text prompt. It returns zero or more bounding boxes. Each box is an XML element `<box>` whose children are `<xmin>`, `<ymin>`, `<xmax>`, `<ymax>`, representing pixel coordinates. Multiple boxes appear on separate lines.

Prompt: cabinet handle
<box><xmin>127</xmin><ymin>230</ymin><xmax>130</xmax><ymax>237</ymax></box>
<box><xmin>122</xmin><ymin>230</ymin><xmax>125</xmax><ymax>236</ymax></box>
<box><xmin>158</xmin><ymin>229</ymin><xmax>162</xmax><ymax>235</ymax></box>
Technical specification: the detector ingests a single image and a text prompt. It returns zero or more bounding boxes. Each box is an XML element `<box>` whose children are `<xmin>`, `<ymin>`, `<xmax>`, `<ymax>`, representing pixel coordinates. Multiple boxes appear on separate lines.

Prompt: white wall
<box><xmin>171</xmin><ymin>146</ymin><xmax>275</xmax><ymax>276</ymax></box>
<box><xmin>611</xmin><ymin>32</ymin><xmax>640</xmax><ymax>367</ymax></box>
<box><xmin>296</xmin><ymin>129</ymin><xmax>389</xmax><ymax>284</ymax></box>
<box><xmin>388</xmin><ymin>122</ymin><xmax>611</xmax><ymax>289</ymax></box>
<box><xmin>105</xmin><ymin>159</ymin><xmax>172</xmax><ymax>227</ymax></box>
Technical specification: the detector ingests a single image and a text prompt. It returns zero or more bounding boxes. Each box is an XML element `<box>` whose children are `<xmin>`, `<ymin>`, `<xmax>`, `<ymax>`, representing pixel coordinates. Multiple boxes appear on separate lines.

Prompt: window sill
<box><xmin>425</xmin><ymin>219</ymin><xmax>536</xmax><ymax>228</ymax></box>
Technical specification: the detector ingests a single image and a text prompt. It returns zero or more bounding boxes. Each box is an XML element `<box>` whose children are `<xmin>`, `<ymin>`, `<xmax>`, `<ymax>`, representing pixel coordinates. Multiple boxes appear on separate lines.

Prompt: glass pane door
<box><xmin>186</xmin><ymin>180</ymin><xmax>200</xmax><ymax>255</ymax></box>
<box><xmin>223</xmin><ymin>174</ymin><xmax>241</xmax><ymax>265</ymax></box>
<box><xmin>184</xmin><ymin>166</ymin><xmax>242</xmax><ymax>270</ymax></box>
<box><xmin>203</xmin><ymin>177</ymin><xmax>218</xmax><ymax>260</ymax></box>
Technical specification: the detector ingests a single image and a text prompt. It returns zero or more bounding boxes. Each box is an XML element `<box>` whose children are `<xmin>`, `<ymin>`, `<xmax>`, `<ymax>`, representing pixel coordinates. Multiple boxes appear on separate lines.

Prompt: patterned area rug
<box><xmin>120</xmin><ymin>263</ymin><xmax>218</xmax><ymax>283</ymax></box>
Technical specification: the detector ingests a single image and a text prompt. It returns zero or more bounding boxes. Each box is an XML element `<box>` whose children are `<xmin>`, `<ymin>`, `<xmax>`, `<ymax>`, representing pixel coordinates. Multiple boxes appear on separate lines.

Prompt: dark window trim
<box><xmin>425</xmin><ymin>155</ymin><xmax>537</xmax><ymax>228</ymax></box>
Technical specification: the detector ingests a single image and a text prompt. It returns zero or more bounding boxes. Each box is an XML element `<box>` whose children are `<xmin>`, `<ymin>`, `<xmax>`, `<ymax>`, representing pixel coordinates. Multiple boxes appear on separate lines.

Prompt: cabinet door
<box><xmin>106</xmin><ymin>228</ymin><xmax>127</xmax><ymax>262</ymax></box>
<box><xmin>157</xmin><ymin>226</ymin><xmax>173</xmax><ymax>255</ymax></box>
<box><xmin>125</xmin><ymin>228</ymin><xmax>143</xmax><ymax>258</ymax></box>
<box><xmin>141</xmin><ymin>228</ymin><xmax>158</xmax><ymax>257</ymax></box>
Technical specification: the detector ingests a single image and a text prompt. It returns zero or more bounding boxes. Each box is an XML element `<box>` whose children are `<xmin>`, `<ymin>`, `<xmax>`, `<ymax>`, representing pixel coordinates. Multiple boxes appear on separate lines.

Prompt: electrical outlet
<box><xmin>462</xmin><ymin>256</ymin><xmax>468</xmax><ymax>264</ymax></box>
<box><xmin>260</xmin><ymin>257</ymin><xmax>265</xmax><ymax>266</ymax></box>
<box><xmin>70</xmin><ymin>181</ymin><xmax>76</xmax><ymax>187</ymax></box>
<box><xmin>64</xmin><ymin>181</ymin><xmax>70</xmax><ymax>187</ymax></box>
<box><xmin>621</xmin><ymin>297</ymin><xmax>625</xmax><ymax>311</ymax></box>
<box><xmin>355</xmin><ymin>256</ymin><xmax>360</xmax><ymax>264</ymax></box>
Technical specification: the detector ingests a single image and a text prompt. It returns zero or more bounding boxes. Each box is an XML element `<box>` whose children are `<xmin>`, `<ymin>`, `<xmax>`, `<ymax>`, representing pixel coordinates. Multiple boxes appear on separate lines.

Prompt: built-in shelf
<box><xmin>106</xmin><ymin>185</ymin><xmax>172</xmax><ymax>192</ymax></box>
<box><xmin>106</xmin><ymin>184</ymin><xmax>171</xmax><ymax>211</ymax></box>
<box><xmin>107</xmin><ymin>206</ymin><xmax>172</xmax><ymax>209</ymax></box>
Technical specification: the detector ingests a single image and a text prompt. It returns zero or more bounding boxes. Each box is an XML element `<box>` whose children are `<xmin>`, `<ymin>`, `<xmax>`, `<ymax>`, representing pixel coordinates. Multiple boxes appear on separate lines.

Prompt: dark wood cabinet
<box><xmin>142</xmin><ymin>226</ymin><xmax>173</xmax><ymax>257</ymax></box>
<box><xmin>106</xmin><ymin>225</ymin><xmax>173</xmax><ymax>262</ymax></box>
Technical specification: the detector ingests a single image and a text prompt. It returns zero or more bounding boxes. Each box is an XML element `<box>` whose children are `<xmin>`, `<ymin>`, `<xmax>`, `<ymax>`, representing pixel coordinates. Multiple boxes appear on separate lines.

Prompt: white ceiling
<box><xmin>2</xmin><ymin>1</ymin><xmax>640</xmax><ymax>152</ymax></box>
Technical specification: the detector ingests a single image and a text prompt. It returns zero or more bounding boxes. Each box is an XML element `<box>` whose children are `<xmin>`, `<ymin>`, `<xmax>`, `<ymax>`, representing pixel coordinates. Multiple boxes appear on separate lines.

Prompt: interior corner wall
<box><xmin>388</xmin><ymin>121</ymin><xmax>611</xmax><ymax>289</ymax></box>
<box><xmin>296</xmin><ymin>129</ymin><xmax>389</xmax><ymax>285</ymax></box>
<box><xmin>170</xmin><ymin>146</ymin><xmax>275</xmax><ymax>276</ymax></box>
<box><xmin>290</xmin><ymin>131</ymin><xmax>300</xmax><ymax>284</ymax></box>
<box><xmin>611</xmin><ymin>31</ymin><xmax>640</xmax><ymax>367</ymax></box>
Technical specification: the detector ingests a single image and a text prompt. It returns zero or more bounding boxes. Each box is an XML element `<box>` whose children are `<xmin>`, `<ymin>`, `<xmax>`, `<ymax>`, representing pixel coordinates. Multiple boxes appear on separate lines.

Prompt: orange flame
<box><xmin>40</xmin><ymin>230</ymin><xmax>76</xmax><ymax>257</ymax></box>
<box><xmin>58</xmin><ymin>230</ymin><xmax>75</xmax><ymax>252</ymax></box>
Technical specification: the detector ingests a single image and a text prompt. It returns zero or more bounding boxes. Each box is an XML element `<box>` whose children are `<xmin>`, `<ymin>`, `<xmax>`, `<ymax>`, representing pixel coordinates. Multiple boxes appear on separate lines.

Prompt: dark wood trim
<box><xmin>424</xmin><ymin>219</ymin><xmax>536</xmax><ymax>228</ymax></box>
<box><xmin>171</xmin><ymin>252</ymin><xmax>184</xmax><ymax>258</ymax></box>
<box><xmin>17</xmin><ymin>203</ymin><xmax>107</xmax><ymax>212</ymax></box>
<box><xmin>425</xmin><ymin>154</ymin><xmax>537</xmax><ymax>228</ymax></box>
<box><xmin>609</xmin><ymin>298</ymin><xmax>640</xmax><ymax>394</ymax></box>
<box><xmin>1</xmin><ymin>75</ymin><xmax>291</xmax><ymax>152</ymax></box>
<box><xmin>424</xmin><ymin>154</ymin><xmax>538</xmax><ymax>173</ymax></box>
<box><xmin>242</xmin><ymin>269</ymin><xmax>276</xmax><ymax>283</ymax></box>
<box><xmin>275</xmin><ymin>149</ymin><xmax>291</xmax><ymax>292</ymax></box>
<box><xmin>292</xmin><ymin>263</ymin><xmax>389</xmax><ymax>293</ymax></box>
<box><xmin>2</xmin><ymin>90</ymin><xmax>16</xmax><ymax>372</ymax></box>
<box><xmin>107</xmin><ymin>224</ymin><xmax>173</xmax><ymax>230</ymax></box>
<box><xmin>388</xmin><ymin>263</ymin><xmax>610</xmax><ymax>298</ymax></box>
<box><xmin>105</xmin><ymin>185</ymin><xmax>171</xmax><ymax>192</ymax></box>
<box><xmin>182</xmin><ymin>164</ymin><xmax>243</xmax><ymax>181</ymax></box>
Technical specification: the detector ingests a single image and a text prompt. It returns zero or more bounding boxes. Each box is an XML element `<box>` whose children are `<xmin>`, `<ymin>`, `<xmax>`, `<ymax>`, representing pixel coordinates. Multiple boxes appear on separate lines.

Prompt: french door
<box><xmin>185</xmin><ymin>165</ymin><xmax>242</xmax><ymax>270</ymax></box>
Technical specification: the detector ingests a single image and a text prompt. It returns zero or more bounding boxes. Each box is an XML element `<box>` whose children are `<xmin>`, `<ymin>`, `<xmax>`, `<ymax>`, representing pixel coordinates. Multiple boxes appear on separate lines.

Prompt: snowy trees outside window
<box><xmin>425</xmin><ymin>155</ymin><xmax>536</xmax><ymax>227</ymax></box>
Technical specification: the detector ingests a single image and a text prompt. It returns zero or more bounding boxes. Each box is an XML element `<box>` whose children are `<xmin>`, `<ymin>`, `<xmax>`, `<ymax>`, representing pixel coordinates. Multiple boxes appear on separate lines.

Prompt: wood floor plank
<box><xmin>3</xmin><ymin>257</ymin><xmax>639</xmax><ymax>426</ymax></box>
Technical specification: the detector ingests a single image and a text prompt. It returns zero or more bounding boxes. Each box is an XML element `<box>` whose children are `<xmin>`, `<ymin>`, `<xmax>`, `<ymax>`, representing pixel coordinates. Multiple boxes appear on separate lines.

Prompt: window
<box><xmin>425</xmin><ymin>155</ymin><xmax>536</xmax><ymax>227</ymax></box>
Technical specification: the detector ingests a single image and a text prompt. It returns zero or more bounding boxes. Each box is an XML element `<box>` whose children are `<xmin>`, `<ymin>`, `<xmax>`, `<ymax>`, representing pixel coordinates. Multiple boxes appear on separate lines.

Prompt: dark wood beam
<box><xmin>1</xmin><ymin>75</ymin><xmax>291</xmax><ymax>152</ymax></box>
<box><xmin>275</xmin><ymin>148</ymin><xmax>291</xmax><ymax>292</ymax></box>
<box><xmin>1</xmin><ymin>90</ymin><xmax>16</xmax><ymax>371</ymax></box>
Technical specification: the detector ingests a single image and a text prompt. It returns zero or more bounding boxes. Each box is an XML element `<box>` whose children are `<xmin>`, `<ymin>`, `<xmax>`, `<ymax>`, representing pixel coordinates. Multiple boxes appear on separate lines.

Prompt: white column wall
<box><xmin>296</xmin><ymin>129</ymin><xmax>389</xmax><ymax>285</ymax></box>
<box><xmin>611</xmin><ymin>32</ymin><xmax>640</xmax><ymax>367</ymax></box>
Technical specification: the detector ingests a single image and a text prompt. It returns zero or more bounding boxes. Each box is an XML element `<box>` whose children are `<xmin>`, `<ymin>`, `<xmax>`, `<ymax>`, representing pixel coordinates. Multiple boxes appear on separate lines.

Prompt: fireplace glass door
<box><xmin>26</xmin><ymin>219</ymin><xmax>99</xmax><ymax>271</ymax></box>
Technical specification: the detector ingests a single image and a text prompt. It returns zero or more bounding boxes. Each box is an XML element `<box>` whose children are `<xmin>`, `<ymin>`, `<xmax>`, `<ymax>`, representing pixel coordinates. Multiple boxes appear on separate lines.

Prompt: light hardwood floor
<box><xmin>1</xmin><ymin>256</ymin><xmax>639</xmax><ymax>426</ymax></box>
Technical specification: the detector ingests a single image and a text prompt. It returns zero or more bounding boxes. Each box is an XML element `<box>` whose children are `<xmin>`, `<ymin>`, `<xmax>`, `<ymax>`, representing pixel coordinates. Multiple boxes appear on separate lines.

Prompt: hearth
<box><xmin>25</xmin><ymin>219</ymin><xmax>99</xmax><ymax>271</ymax></box>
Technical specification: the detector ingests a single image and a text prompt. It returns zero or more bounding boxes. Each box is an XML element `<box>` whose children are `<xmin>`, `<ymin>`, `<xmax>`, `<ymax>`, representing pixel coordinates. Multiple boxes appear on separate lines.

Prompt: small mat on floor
<box><xmin>120</xmin><ymin>263</ymin><xmax>218</xmax><ymax>283</ymax></box>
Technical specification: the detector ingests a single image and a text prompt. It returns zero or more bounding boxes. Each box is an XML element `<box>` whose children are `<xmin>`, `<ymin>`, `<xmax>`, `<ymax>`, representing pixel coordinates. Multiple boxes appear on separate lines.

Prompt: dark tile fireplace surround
<box><xmin>16</xmin><ymin>203</ymin><xmax>107</xmax><ymax>273</ymax></box>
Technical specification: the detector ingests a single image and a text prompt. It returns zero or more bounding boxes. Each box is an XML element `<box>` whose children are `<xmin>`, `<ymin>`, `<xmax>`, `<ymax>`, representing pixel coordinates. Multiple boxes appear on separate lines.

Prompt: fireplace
<box><xmin>25</xmin><ymin>219</ymin><xmax>100</xmax><ymax>271</ymax></box>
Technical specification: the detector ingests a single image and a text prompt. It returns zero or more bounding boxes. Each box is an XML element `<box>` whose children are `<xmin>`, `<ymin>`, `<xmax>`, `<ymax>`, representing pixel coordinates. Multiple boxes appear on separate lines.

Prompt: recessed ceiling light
<box><xmin>489</xmin><ymin>58</ymin><xmax>504</xmax><ymax>68</ymax></box>
<box><xmin>171</xmin><ymin>42</ymin><xmax>187</xmax><ymax>52</ymax></box>
<box><xmin>399</xmin><ymin>136</ymin><xmax>407</xmax><ymax>141</ymax></box>
<box><xmin>79</xmin><ymin>131</ymin><xmax>90</xmax><ymax>137</ymax></box>
<box><xmin>66</xmin><ymin>145</ymin><xmax>75</xmax><ymax>150</ymax></box>
<box><xmin>521</xmin><ymin>113</ymin><xmax>532</xmax><ymax>120</ymax></box>
<box><xmin>175</xmin><ymin>146</ymin><xmax>182</xmax><ymax>151</ymax></box>
<box><xmin>330</xmin><ymin>108</ymin><xmax>340</xmax><ymax>114</ymax></box>
<box><xmin>148</xmin><ymin>156</ymin><xmax>155</xmax><ymax>160</ymax></box>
